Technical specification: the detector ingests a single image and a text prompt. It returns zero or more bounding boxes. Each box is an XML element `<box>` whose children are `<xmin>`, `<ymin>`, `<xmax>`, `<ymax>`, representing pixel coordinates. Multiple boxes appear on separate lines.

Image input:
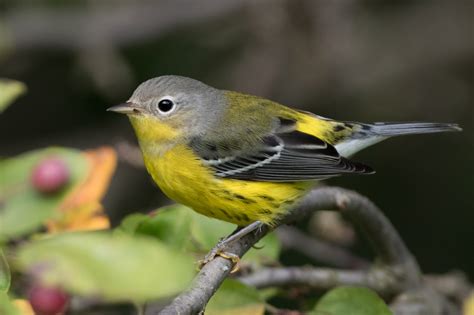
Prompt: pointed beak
<box><xmin>107</xmin><ymin>102</ymin><xmax>140</xmax><ymax>115</ymax></box>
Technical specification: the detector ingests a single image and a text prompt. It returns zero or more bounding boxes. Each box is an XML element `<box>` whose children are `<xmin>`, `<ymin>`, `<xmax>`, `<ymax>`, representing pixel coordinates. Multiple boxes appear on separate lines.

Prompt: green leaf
<box><xmin>16</xmin><ymin>232</ymin><xmax>195</xmax><ymax>302</ymax></box>
<box><xmin>0</xmin><ymin>248</ymin><xmax>10</xmax><ymax>292</ymax></box>
<box><xmin>117</xmin><ymin>204</ymin><xmax>281</xmax><ymax>263</ymax></box>
<box><xmin>114</xmin><ymin>213</ymin><xmax>149</xmax><ymax>236</ymax></box>
<box><xmin>0</xmin><ymin>79</ymin><xmax>26</xmax><ymax>113</ymax></box>
<box><xmin>0</xmin><ymin>148</ymin><xmax>88</xmax><ymax>240</ymax></box>
<box><xmin>188</xmin><ymin>206</ymin><xmax>235</xmax><ymax>250</ymax></box>
<box><xmin>138</xmin><ymin>206</ymin><xmax>194</xmax><ymax>250</ymax></box>
<box><xmin>312</xmin><ymin>286</ymin><xmax>392</xmax><ymax>315</ymax></box>
<box><xmin>243</xmin><ymin>232</ymin><xmax>280</xmax><ymax>264</ymax></box>
<box><xmin>206</xmin><ymin>279</ymin><xmax>265</xmax><ymax>315</ymax></box>
<box><xmin>0</xmin><ymin>292</ymin><xmax>20</xmax><ymax>315</ymax></box>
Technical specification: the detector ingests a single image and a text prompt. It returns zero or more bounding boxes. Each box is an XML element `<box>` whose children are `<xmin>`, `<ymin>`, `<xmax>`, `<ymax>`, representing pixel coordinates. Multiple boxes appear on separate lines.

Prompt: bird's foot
<box><xmin>198</xmin><ymin>220</ymin><xmax>264</xmax><ymax>273</ymax></box>
<box><xmin>198</xmin><ymin>243</ymin><xmax>240</xmax><ymax>273</ymax></box>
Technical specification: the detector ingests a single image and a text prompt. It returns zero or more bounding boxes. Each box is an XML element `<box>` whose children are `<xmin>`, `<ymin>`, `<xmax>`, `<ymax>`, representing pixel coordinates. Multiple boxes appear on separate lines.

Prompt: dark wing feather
<box><xmin>191</xmin><ymin>119</ymin><xmax>374</xmax><ymax>182</ymax></box>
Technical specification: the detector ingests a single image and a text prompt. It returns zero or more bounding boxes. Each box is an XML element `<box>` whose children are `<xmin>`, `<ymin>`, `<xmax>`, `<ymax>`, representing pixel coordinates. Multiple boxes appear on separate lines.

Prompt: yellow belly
<box><xmin>142</xmin><ymin>144</ymin><xmax>312</xmax><ymax>226</ymax></box>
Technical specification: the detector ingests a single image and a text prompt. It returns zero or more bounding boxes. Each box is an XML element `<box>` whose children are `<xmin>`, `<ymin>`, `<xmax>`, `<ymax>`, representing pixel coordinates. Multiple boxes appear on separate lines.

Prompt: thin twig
<box><xmin>276</xmin><ymin>225</ymin><xmax>369</xmax><ymax>269</ymax></box>
<box><xmin>156</xmin><ymin>187</ymin><xmax>422</xmax><ymax>314</ymax></box>
<box><xmin>239</xmin><ymin>266</ymin><xmax>401</xmax><ymax>296</ymax></box>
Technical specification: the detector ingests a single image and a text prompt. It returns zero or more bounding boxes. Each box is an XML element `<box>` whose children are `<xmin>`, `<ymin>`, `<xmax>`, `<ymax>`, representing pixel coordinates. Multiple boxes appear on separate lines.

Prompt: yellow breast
<box><xmin>142</xmin><ymin>144</ymin><xmax>311</xmax><ymax>226</ymax></box>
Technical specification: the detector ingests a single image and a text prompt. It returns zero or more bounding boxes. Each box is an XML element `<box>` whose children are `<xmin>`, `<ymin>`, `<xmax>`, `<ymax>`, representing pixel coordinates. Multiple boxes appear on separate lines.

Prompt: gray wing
<box><xmin>190</xmin><ymin>118</ymin><xmax>374</xmax><ymax>182</ymax></box>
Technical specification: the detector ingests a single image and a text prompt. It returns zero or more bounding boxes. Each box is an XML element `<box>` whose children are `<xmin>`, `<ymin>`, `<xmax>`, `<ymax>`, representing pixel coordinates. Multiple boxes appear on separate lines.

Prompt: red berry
<box><xmin>28</xmin><ymin>285</ymin><xmax>69</xmax><ymax>315</ymax></box>
<box><xmin>31</xmin><ymin>157</ymin><xmax>70</xmax><ymax>194</ymax></box>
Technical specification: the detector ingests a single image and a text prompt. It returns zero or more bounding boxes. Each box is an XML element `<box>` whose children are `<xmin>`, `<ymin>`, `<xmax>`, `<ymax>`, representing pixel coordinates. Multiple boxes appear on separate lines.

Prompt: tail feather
<box><xmin>335</xmin><ymin>121</ymin><xmax>461</xmax><ymax>157</ymax></box>
<box><xmin>368</xmin><ymin>122</ymin><xmax>462</xmax><ymax>137</ymax></box>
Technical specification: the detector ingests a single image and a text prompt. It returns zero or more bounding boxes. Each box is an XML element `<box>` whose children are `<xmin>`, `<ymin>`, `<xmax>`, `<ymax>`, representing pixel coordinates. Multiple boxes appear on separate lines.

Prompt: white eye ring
<box><xmin>156</xmin><ymin>96</ymin><xmax>176</xmax><ymax>115</ymax></box>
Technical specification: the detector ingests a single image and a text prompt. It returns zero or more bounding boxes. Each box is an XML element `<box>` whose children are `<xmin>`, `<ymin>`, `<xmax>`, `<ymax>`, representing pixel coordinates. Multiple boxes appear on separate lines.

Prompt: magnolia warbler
<box><xmin>108</xmin><ymin>75</ymin><xmax>460</xmax><ymax>265</ymax></box>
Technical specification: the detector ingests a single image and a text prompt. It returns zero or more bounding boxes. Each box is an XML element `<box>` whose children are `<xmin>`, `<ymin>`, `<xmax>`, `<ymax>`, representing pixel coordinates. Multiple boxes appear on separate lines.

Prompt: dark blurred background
<box><xmin>1</xmin><ymin>1</ymin><xmax>473</xmax><ymax>278</ymax></box>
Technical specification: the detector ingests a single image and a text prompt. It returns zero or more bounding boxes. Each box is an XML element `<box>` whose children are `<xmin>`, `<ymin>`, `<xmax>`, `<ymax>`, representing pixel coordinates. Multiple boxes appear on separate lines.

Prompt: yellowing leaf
<box><xmin>13</xmin><ymin>299</ymin><xmax>34</xmax><ymax>315</ymax></box>
<box><xmin>47</xmin><ymin>147</ymin><xmax>117</xmax><ymax>232</ymax></box>
<box><xmin>67</xmin><ymin>215</ymin><xmax>110</xmax><ymax>231</ymax></box>
<box><xmin>0</xmin><ymin>79</ymin><xmax>26</xmax><ymax>113</ymax></box>
<box><xmin>17</xmin><ymin>232</ymin><xmax>195</xmax><ymax>302</ymax></box>
<box><xmin>61</xmin><ymin>147</ymin><xmax>116</xmax><ymax>208</ymax></box>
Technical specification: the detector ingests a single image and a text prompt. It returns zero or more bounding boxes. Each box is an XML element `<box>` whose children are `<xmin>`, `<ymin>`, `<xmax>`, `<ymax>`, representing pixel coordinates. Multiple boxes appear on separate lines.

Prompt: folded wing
<box><xmin>191</xmin><ymin>118</ymin><xmax>374</xmax><ymax>182</ymax></box>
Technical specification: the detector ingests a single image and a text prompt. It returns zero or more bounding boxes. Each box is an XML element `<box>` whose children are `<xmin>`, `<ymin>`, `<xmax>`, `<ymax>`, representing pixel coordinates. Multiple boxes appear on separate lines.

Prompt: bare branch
<box><xmin>239</xmin><ymin>266</ymin><xmax>401</xmax><ymax>296</ymax></box>
<box><xmin>156</xmin><ymin>187</ymin><xmax>422</xmax><ymax>314</ymax></box>
<box><xmin>424</xmin><ymin>271</ymin><xmax>472</xmax><ymax>302</ymax></box>
<box><xmin>237</xmin><ymin>269</ymin><xmax>467</xmax><ymax>314</ymax></box>
<box><xmin>389</xmin><ymin>288</ymin><xmax>459</xmax><ymax>315</ymax></box>
<box><xmin>276</xmin><ymin>225</ymin><xmax>369</xmax><ymax>269</ymax></box>
<box><xmin>288</xmin><ymin>187</ymin><xmax>422</xmax><ymax>288</ymax></box>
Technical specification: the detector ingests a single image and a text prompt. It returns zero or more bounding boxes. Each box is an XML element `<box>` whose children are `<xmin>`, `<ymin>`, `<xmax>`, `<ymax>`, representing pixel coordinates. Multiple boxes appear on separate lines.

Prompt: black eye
<box><xmin>158</xmin><ymin>99</ymin><xmax>174</xmax><ymax>113</ymax></box>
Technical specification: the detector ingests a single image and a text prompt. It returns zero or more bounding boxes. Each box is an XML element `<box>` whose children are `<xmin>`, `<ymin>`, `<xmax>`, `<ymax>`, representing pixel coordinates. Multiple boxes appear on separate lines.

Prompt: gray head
<box><xmin>108</xmin><ymin>75</ymin><xmax>226</xmax><ymax>138</ymax></box>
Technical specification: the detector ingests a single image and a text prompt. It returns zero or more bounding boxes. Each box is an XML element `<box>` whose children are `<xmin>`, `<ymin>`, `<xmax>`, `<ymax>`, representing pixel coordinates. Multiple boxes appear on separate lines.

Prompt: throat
<box><xmin>129</xmin><ymin>115</ymin><xmax>180</xmax><ymax>144</ymax></box>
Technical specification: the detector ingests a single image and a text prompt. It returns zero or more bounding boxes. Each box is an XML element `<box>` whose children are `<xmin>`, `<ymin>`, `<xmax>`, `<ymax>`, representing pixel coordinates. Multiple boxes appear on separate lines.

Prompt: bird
<box><xmin>108</xmin><ymin>75</ymin><xmax>461</xmax><ymax>266</ymax></box>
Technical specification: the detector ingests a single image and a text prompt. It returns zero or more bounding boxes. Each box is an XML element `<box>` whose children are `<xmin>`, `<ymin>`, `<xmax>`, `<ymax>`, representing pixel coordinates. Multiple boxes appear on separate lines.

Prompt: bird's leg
<box><xmin>199</xmin><ymin>220</ymin><xmax>264</xmax><ymax>273</ymax></box>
